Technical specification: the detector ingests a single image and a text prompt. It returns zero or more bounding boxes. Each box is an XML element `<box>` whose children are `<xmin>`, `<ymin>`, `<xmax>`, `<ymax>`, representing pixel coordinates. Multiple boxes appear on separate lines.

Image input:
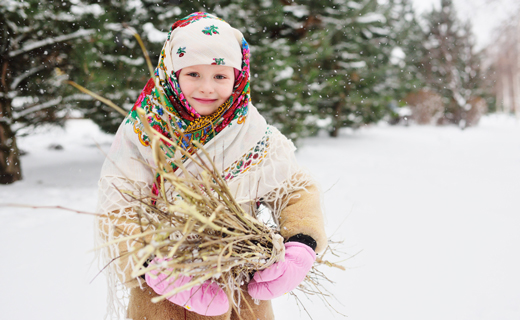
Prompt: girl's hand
<box><xmin>145</xmin><ymin>259</ymin><xmax>229</xmax><ymax>316</ymax></box>
<box><xmin>247</xmin><ymin>242</ymin><xmax>316</xmax><ymax>300</ymax></box>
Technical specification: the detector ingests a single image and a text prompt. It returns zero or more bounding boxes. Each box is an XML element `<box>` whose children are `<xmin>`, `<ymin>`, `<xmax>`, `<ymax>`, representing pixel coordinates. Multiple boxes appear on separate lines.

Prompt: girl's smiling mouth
<box><xmin>193</xmin><ymin>98</ymin><xmax>218</xmax><ymax>104</ymax></box>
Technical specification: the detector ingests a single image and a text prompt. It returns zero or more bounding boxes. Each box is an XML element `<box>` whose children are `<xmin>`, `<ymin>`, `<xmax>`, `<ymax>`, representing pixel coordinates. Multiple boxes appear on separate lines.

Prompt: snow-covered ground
<box><xmin>1</xmin><ymin>115</ymin><xmax>519</xmax><ymax>320</ymax></box>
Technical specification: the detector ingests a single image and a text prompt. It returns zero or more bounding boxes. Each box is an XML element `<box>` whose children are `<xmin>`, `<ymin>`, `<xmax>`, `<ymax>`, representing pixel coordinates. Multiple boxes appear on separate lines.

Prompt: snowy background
<box><xmin>1</xmin><ymin>115</ymin><xmax>519</xmax><ymax>319</ymax></box>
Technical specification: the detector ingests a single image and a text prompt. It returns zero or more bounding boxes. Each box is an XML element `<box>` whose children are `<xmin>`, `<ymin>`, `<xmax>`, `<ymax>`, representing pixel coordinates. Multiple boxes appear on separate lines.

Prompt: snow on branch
<box><xmin>63</xmin><ymin>93</ymin><xmax>94</xmax><ymax>102</ymax></box>
<box><xmin>0</xmin><ymin>92</ymin><xmax>18</xmax><ymax>99</ymax></box>
<box><xmin>99</xmin><ymin>53</ymin><xmax>144</xmax><ymax>66</ymax></box>
<box><xmin>321</xmin><ymin>16</ymin><xmax>352</xmax><ymax>26</ymax></box>
<box><xmin>8</xmin><ymin>29</ymin><xmax>95</xmax><ymax>58</ymax></box>
<box><xmin>0</xmin><ymin>118</ymin><xmax>13</xmax><ymax>126</ymax></box>
<box><xmin>282</xmin><ymin>5</ymin><xmax>309</xmax><ymax>18</ymax></box>
<box><xmin>142</xmin><ymin>23</ymin><xmax>168</xmax><ymax>43</ymax></box>
<box><xmin>14</xmin><ymin>97</ymin><xmax>62</xmax><ymax>119</ymax></box>
<box><xmin>10</xmin><ymin>65</ymin><xmax>46</xmax><ymax>90</ymax></box>
<box><xmin>338</xmin><ymin>61</ymin><xmax>367</xmax><ymax>69</ymax></box>
<box><xmin>368</xmin><ymin>26</ymin><xmax>390</xmax><ymax>36</ymax></box>
<box><xmin>356</xmin><ymin>13</ymin><xmax>386</xmax><ymax>24</ymax></box>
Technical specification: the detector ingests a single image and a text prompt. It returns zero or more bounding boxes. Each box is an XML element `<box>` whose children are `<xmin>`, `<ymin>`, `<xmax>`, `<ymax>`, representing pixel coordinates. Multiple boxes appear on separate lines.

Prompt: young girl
<box><xmin>96</xmin><ymin>12</ymin><xmax>327</xmax><ymax>320</ymax></box>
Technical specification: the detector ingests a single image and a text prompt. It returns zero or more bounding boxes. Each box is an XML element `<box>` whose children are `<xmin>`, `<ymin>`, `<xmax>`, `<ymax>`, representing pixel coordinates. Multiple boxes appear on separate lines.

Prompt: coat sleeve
<box><xmin>277</xmin><ymin>177</ymin><xmax>328</xmax><ymax>253</ymax></box>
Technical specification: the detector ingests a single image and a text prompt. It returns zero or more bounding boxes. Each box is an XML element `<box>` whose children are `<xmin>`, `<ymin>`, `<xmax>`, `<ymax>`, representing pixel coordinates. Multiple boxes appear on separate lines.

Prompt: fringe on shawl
<box><xmin>95</xmin><ymin>178</ymin><xmax>152</xmax><ymax>319</ymax></box>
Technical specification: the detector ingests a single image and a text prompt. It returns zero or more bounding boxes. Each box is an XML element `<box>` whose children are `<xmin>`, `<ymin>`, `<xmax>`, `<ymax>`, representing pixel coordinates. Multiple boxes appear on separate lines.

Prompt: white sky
<box><xmin>411</xmin><ymin>0</ymin><xmax>520</xmax><ymax>50</ymax></box>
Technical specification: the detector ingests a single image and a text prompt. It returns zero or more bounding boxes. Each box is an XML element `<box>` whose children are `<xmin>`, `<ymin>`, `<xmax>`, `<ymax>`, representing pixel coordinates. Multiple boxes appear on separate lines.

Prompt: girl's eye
<box><xmin>187</xmin><ymin>72</ymin><xmax>198</xmax><ymax>77</ymax></box>
<box><xmin>215</xmin><ymin>75</ymin><xmax>227</xmax><ymax>80</ymax></box>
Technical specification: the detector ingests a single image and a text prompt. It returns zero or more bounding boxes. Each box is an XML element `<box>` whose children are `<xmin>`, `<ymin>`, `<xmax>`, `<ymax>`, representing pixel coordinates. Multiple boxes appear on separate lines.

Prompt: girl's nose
<box><xmin>199</xmin><ymin>78</ymin><xmax>214</xmax><ymax>94</ymax></box>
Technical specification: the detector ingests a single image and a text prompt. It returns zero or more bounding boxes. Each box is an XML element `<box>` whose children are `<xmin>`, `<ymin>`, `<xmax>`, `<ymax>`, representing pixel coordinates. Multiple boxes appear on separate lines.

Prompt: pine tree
<box><xmin>283</xmin><ymin>0</ymin><xmax>396</xmax><ymax>137</ymax></box>
<box><xmin>214</xmin><ymin>0</ymin><xmax>321</xmax><ymax>140</ymax></box>
<box><xmin>0</xmin><ymin>0</ymin><xmax>94</xmax><ymax>184</ymax></box>
<box><xmin>420</xmin><ymin>0</ymin><xmax>485</xmax><ymax>127</ymax></box>
<box><xmin>383</xmin><ymin>0</ymin><xmax>426</xmax><ymax>102</ymax></box>
<box><xmin>67</xmin><ymin>0</ymin><xmax>170</xmax><ymax>133</ymax></box>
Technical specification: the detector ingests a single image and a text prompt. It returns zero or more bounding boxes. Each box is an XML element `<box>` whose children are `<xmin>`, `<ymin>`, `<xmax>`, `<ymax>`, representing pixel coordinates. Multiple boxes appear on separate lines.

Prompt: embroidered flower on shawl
<box><xmin>176</xmin><ymin>47</ymin><xmax>186</xmax><ymax>57</ymax></box>
<box><xmin>166</xmin><ymin>12</ymin><xmax>222</xmax><ymax>40</ymax></box>
<box><xmin>202</xmin><ymin>25</ymin><xmax>219</xmax><ymax>35</ymax></box>
<box><xmin>212</xmin><ymin>58</ymin><xmax>225</xmax><ymax>65</ymax></box>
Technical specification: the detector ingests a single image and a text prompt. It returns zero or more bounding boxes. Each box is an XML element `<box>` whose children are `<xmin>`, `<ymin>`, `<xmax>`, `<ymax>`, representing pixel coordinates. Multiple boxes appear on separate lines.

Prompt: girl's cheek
<box><xmin>223</xmin><ymin>85</ymin><xmax>234</xmax><ymax>96</ymax></box>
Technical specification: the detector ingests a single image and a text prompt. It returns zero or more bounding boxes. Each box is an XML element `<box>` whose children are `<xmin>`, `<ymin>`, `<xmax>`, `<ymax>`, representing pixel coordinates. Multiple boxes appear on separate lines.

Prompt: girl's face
<box><xmin>178</xmin><ymin>65</ymin><xmax>235</xmax><ymax>116</ymax></box>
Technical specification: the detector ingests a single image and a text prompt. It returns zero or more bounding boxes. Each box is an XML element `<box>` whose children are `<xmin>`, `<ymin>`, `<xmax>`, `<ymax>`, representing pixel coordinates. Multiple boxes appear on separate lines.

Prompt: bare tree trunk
<box><xmin>330</xmin><ymin>93</ymin><xmax>346</xmax><ymax>138</ymax></box>
<box><xmin>329</xmin><ymin>101</ymin><xmax>342</xmax><ymax>138</ymax></box>
<box><xmin>0</xmin><ymin>60</ymin><xmax>22</xmax><ymax>184</ymax></box>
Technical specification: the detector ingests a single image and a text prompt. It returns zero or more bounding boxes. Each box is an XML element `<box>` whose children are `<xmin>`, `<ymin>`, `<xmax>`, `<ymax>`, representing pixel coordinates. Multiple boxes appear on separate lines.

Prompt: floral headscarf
<box><xmin>126</xmin><ymin>12</ymin><xmax>251</xmax><ymax>155</ymax></box>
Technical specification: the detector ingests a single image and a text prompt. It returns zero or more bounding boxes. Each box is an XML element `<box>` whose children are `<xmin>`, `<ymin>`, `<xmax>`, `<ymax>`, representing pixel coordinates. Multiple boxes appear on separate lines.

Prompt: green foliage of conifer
<box><xmin>0</xmin><ymin>0</ymin><xmax>96</xmax><ymax>183</ymax></box>
<box><xmin>419</xmin><ymin>0</ymin><xmax>487</xmax><ymax>127</ymax></box>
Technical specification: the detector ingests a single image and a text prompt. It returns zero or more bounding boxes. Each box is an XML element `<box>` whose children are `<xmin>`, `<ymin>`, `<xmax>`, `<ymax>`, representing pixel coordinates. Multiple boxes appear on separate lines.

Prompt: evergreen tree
<box><xmin>383</xmin><ymin>0</ymin><xmax>426</xmax><ymax>102</ymax></box>
<box><xmin>214</xmin><ymin>0</ymin><xmax>321</xmax><ymax>140</ymax></box>
<box><xmin>68</xmin><ymin>0</ymin><xmax>172</xmax><ymax>133</ymax></box>
<box><xmin>0</xmin><ymin>0</ymin><xmax>94</xmax><ymax>184</ymax></box>
<box><xmin>420</xmin><ymin>0</ymin><xmax>485</xmax><ymax>127</ymax></box>
<box><xmin>288</xmin><ymin>0</ymin><xmax>398</xmax><ymax>136</ymax></box>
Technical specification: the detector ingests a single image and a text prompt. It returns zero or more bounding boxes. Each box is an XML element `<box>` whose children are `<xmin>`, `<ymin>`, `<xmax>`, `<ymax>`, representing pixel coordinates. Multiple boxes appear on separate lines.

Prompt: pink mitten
<box><xmin>145</xmin><ymin>259</ymin><xmax>229</xmax><ymax>316</ymax></box>
<box><xmin>248</xmin><ymin>242</ymin><xmax>316</xmax><ymax>300</ymax></box>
